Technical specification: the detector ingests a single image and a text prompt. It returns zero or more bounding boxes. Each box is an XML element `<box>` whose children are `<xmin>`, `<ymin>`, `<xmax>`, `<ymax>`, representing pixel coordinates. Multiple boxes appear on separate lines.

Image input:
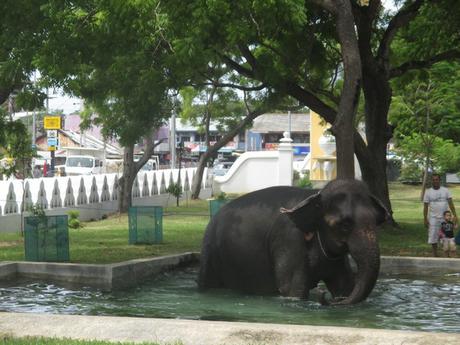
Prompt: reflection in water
<box><xmin>0</xmin><ymin>267</ymin><xmax>459</xmax><ymax>333</ymax></box>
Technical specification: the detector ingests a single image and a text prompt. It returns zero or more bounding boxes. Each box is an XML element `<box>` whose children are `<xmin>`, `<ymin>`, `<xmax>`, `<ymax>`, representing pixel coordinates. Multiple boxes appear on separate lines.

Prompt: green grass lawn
<box><xmin>0</xmin><ymin>199</ymin><xmax>210</xmax><ymax>264</ymax></box>
<box><xmin>1</xmin><ymin>183</ymin><xmax>459</xmax><ymax>263</ymax></box>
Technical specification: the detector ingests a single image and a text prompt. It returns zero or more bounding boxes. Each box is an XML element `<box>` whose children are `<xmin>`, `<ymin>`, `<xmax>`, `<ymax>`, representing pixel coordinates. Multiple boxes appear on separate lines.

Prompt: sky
<box><xmin>48</xmin><ymin>89</ymin><xmax>83</xmax><ymax>115</ymax></box>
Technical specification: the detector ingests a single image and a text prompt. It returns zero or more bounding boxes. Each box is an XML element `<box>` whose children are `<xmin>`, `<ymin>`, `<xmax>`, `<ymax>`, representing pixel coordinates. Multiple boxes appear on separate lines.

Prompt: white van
<box><xmin>64</xmin><ymin>155</ymin><xmax>104</xmax><ymax>176</ymax></box>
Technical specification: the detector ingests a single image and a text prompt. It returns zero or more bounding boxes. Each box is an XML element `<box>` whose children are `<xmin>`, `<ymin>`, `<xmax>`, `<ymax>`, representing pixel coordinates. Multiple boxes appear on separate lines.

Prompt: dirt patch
<box><xmin>0</xmin><ymin>241</ymin><xmax>20</xmax><ymax>248</ymax></box>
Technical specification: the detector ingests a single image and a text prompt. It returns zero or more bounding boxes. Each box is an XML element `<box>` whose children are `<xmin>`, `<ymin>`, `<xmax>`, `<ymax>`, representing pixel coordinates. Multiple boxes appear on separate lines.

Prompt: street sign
<box><xmin>47</xmin><ymin>130</ymin><xmax>58</xmax><ymax>138</ymax></box>
<box><xmin>48</xmin><ymin>146</ymin><xmax>56</xmax><ymax>151</ymax></box>
<box><xmin>44</xmin><ymin>116</ymin><xmax>61</xmax><ymax>130</ymax></box>
<box><xmin>47</xmin><ymin>137</ymin><xmax>58</xmax><ymax>147</ymax></box>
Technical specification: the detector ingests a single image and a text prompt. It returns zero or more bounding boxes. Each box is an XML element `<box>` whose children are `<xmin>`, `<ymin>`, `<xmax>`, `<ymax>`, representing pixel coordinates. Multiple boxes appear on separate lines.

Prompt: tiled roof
<box><xmin>251</xmin><ymin>113</ymin><xmax>310</xmax><ymax>133</ymax></box>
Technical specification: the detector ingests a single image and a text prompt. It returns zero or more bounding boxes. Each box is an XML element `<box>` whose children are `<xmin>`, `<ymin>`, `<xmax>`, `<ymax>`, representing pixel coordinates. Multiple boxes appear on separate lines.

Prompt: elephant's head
<box><xmin>281</xmin><ymin>179</ymin><xmax>389</xmax><ymax>305</ymax></box>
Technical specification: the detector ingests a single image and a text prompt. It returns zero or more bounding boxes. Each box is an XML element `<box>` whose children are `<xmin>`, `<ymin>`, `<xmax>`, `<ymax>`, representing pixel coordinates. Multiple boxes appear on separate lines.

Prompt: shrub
<box><xmin>167</xmin><ymin>182</ymin><xmax>183</xmax><ymax>206</ymax></box>
<box><xmin>68</xmin><ymin>218</ymin><xmax>81</xmax><ymax>229</ymax></box>
<box><xmin>27</xmin><ymin>203</ymin><xmax>47</xmax><ymax>227</ymax></box>
<box><xmin>399</xmin><ymin>163</ymin><xmax>422</xmax><ymax>184</ymax></box>
<box><xmin>167</xmin><ymin>182</ymin><xmax>182</xmax><ymax>198</ymax></box>
<box><xmin>68</xmin><ymin>210</ymin><xmax>82</xmax><ymax>229</ymax></box>
<box><xmin>296</xmin><ymin>173</ymin><xmax>313</xmax><ymax>189</ymax></box>
<box><xmin>216</xmin><ymin>192</ymin><xmax>227</xmax><ymax>201</ymax></box>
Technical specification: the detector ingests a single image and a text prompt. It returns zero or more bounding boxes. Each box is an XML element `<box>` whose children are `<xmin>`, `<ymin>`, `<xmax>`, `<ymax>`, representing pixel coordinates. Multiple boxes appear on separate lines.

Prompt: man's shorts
<box><xmin>441</xmin><ymin>238</ymin><xmax>456</xmax><ymax>252</ymax></box>
<box><xmin>428</xmin><ymin>218</ymin><xmax>442</xmax><ymax>244</ymax></box>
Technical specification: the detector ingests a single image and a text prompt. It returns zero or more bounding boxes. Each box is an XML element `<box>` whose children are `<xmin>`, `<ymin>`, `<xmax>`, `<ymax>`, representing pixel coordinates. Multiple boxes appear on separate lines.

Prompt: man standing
<box><xmin>423</xmin><ymin>173</ymin><xmax>457</xmax><ymax>257</ymax></box>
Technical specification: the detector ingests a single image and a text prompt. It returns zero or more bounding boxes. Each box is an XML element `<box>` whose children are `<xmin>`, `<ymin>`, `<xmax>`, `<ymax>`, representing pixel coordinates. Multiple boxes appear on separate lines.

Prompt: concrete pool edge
<box><xmin>0</xmin><ymin>312</ymin><xmax>458</xmax><ymax>345</ymax></box>
<box><xmin>0</xmin><ymin>255</ymin><xmax>459</xmax><ymax>291</ymax></box>
<box><xmin>0</xmin><ymin>252</ymin><xmax>199</xmax><ymax>290</ymax></box>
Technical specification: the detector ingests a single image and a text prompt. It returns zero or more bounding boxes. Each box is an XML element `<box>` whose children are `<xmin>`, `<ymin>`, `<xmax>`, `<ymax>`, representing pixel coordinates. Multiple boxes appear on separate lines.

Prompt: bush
<box><xmin>68</xmin><ymin>210</ymin><xmax>82</xmax><ymax>229</ymax></box>
<box><xmin>216</xmin><ymin>192</ymin><xmax>227</xmax><ymax>201</ymax></box>
<box><xmin>166</xmin><ymin>182</ymin><xmax>182</xmax><ymax>198</ymax></box>
<box><xmin>68</xmin><ymin>218</ymin><xmax>81</xmax><ymax>229</ymax></box>
<box><xmin>399</xmin><ymin>163</ymin><xmax>422</xmax><ymax>184</ymax></box>
<box><xmin>296</xmin><ymin>173</ymin><xmax>313</xmax><ymax>189</ymax></box>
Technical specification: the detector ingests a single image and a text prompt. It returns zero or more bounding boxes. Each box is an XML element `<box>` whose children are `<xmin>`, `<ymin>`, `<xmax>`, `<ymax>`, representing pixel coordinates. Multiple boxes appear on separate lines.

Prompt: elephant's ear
<box><xmin>370</xmin><ymin>194</ymin><xmax>391</xmax><ymax>225</ymax></box>
<box><xmin>280</xmin><ymin>193</ymin><xmax>322</xmax><ymax>237</ymax></box>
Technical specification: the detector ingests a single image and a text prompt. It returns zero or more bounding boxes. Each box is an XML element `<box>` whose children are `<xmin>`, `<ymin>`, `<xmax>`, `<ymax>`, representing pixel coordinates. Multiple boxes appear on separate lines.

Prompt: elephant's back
<box><xmin>225</xmin><ymin>186</ymin><xmax>318</xmax><ymax>212</ymax></box>
<box><xmin>199</xmin><ymin>186</ymin><xmax>317</xmax><ymax>293</ymax></box>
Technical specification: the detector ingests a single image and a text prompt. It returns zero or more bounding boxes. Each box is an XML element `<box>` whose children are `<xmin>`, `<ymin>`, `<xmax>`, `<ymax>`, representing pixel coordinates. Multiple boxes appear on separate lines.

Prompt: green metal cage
<box><xmin>24</xmin><ymin>215</ymin><xmax>70</xmax><ymax>262</ymax></box>
<box><xmin>128</xmin><ymin>206</ymin><xmax>163</xmax><ymax>244</ymax></box>
<box><xmin>209</xmin><ymin>199</ymin><xmax>230</xmax><ymax>219</ymax></box>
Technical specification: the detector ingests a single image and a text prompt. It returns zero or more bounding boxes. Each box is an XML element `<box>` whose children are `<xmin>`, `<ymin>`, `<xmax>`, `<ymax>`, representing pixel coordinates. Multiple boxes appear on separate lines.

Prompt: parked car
<box><xmin>64</xmin><ymin>155</ymin><xmax>104</xmax><ymax>176</ymax></box>
<box><xmin>213</xmin><ymin>161</ymin><xmax>233</xmax><ymax>176</ymax></box>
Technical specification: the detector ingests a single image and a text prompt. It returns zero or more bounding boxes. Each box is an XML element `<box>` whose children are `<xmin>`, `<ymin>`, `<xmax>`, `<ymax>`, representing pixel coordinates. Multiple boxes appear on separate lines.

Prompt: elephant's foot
<box><xmin>309</xmin><ymin>287</ymin><xmax>331</xmax><ymax>305</ymax></box>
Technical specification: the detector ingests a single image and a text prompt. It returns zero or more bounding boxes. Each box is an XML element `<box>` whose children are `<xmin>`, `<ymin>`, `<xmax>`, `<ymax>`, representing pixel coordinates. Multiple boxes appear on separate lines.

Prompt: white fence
<box><xmin>0</xmin><ymin>168</ymin><xmax>212</xmax><ymax>233</ymax></box>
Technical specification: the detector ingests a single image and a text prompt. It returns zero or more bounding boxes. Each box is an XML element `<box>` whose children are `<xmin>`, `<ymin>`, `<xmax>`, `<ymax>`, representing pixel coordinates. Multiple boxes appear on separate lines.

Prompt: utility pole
<box><xmin>288</xmin><ymin>110</ymin><xmax>291</xmax><ymax>138</ymax></box>
<box><xmin>32</xmin><ymin>111</ymin><xmax>36</xmax><ymax>147</ymax></box>
<box><xmin>170</xmin><ymin>113</ymin><xmax>176</xmax><ymax>169</ymax></box>
<box><xmin>46</xmin><ymin>88</ymin><xmax>55</xmax><ymax>177</ymax></box>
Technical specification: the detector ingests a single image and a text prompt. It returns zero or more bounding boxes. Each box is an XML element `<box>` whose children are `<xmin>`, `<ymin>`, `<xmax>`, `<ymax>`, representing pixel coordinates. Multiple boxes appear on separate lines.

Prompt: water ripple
<box><xmin>0</xmin><ymin>269</ymin><xmax>459</xmax><ymax>333</ymax></box>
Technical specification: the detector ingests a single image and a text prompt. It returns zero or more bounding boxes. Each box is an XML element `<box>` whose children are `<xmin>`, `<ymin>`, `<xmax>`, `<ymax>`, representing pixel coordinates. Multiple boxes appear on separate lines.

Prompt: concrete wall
<box><xmin>0</xmin><ymin>168</ymin><xmax>213</xmax><ymax>233</ymax></box>
<box><xmin>212</xmin><ymin>134</ymin><xmax>293</xmax><ymax>195</ymax></box>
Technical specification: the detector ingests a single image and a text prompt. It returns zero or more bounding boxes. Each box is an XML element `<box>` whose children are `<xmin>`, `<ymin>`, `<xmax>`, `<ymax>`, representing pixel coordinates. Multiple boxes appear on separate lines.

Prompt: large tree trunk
<box><xmin>353</xmin><ymin>5</ymin><xmax>394</xmax><ymax>215</ymax></box>
<box><xmin>357</xmin><ymin>83</ymin><xmax>393</xmax><ymax>213</ymax></box>
<box><xmin>191</xmin><ymin>150</ymin><xmax>214</xmax><ymax>199</ymax></box>
<box><xmin>118</xmin><ymin>145</ymin><xmax>136</xmax><ymax>213</ymax></box>
<box><xmin>331</xmin><ymin>0</ymin><xmax>362</xmax><ymax>179</ymax></box>
<box><xmin>118</xmin><ymin>131</ymin><xmax>164</xmax><ymax>213</ymax></box>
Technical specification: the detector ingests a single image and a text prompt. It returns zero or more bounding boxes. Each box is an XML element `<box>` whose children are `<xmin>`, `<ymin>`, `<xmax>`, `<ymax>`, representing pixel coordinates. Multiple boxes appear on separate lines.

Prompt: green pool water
<box><xmin>1</xmin><ymin>266</ymin><xmax>459</xmax><ymax>333</ymax></box>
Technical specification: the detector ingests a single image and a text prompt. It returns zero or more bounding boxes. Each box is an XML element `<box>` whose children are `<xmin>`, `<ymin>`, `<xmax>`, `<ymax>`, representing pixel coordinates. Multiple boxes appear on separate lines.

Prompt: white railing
<box><xmin>0</xmin><ymin>167</ymin><xmax>211</xmax><ymax>217</ymax></box>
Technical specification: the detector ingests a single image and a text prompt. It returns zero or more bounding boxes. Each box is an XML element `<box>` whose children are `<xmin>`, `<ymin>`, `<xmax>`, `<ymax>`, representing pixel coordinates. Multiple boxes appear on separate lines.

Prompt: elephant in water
<box><xmin>198</xmin><ymin>179</ymin><xmax>389</xmax><ymax>305</ymax></box>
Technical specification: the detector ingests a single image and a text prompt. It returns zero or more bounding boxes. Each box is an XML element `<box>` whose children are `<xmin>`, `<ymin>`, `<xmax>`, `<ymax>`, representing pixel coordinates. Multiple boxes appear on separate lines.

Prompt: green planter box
<box><xmin>24</xmin><ymin>215</ymin><xmax>70</xmax><ymax>262</ymax></box>
<box><xmin>209</xmin><ymin>199</ymin><xmax>231</xmax><ymax>219</ymax></box>
<box><xmin>128</xmin><ymin>206</ymin><xmax>163</xmax><ymax>244</ymax></box>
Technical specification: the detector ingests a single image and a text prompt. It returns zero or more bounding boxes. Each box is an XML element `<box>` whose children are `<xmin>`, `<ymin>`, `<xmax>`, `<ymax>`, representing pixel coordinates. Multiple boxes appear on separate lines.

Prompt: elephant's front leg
<box><xmin>322</xmin><ymin>257</ymin><xmax>355</xmax><ymax>299</ymax></box>
<box><xmin>274</xmin><ymin>258</ymin><xmax>309</xmax><ymax>298</ymax></box>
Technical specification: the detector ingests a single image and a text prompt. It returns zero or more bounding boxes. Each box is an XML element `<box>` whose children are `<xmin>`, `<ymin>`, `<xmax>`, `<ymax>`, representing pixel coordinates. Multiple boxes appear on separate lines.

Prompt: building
<box><xmin>247</xmin><ymin>112</ymin><xmax>310</xmax><ymax>157</ymax></box>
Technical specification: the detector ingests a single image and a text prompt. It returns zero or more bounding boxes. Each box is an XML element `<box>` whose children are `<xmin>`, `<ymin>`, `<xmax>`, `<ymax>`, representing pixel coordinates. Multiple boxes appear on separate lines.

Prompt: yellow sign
<box><xmin>44</xmin><ymin>116</ymin><xmax>61</xmax><ymax>130</ymax></box>
<box><xmin>48</xmin><ymin>146</ymin><xmax>56</xmax><ymax>151</ymax></box>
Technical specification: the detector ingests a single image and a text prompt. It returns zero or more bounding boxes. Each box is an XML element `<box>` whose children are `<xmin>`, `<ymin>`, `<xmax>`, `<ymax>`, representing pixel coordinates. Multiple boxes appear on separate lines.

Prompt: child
<box><xmin>438</xmin><ymin>210</ymin><xmax>457</xmax><ymax>258</ymax></box>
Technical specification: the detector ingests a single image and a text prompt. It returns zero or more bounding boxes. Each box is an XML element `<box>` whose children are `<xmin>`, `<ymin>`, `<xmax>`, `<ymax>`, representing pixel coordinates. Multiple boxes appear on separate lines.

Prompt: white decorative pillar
<box><xmin>278</xmin><ymin>131</ymin><xmax>293</xmax><ymax>186</ymax></box>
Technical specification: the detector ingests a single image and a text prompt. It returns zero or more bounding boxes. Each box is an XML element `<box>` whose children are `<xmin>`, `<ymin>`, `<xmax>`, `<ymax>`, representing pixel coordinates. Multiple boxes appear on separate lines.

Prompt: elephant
<box><xmin>198</xmin><ymin>179</ymin><xmax>389</xmax><ymax>305</ymax></box>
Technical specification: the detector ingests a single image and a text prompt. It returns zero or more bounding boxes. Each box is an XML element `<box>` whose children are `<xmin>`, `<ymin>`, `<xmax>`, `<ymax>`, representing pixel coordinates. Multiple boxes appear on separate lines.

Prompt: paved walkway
<box><xmin>0</xmin><ymin>312</ymin><xmax>458</xmax><ymax>345</ymax></box>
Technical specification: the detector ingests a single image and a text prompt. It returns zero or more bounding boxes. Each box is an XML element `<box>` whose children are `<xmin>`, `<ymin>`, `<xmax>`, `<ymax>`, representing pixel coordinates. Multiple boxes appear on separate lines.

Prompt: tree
<box><xmin>180</xmin><ymin>66</ymin><xmax>282</xmax><ymax>199</ymax></box>
<box><xmin>0</xmin><ymin>109</ymin><xmax>35</xmax><ymax>179</ymax></box>
<box><xmin>390</xmin><ymin>62</ymin><xmax>460</xmax><ymax>196</ymax></box>
<box><xmin>0</xmin><ymin>1</ymin><xmax>47</xmax><ymax>107</ymax></box>
<box><xmin>35</xmin><ymin>0</ymin><xmax>174</xmax><ymax>212</ymax></box>
<box><xmin>161</xmin><ymin>0</ymin><xmax>460</xmax><ymax>215</ymax></box>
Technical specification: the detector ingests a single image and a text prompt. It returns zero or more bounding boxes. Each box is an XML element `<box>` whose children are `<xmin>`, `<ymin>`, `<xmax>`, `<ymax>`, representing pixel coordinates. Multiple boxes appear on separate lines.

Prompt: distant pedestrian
<box><xmin>423</xmin><ymin>173</ymin><xmax>457</xmax><ymax>257</ymax></box>
<box><xmin>438</xmin><ymin>210</ymin><xmax>457</xmax><ymax>258</ymax></box>
<box><xmin>33</xmin><ymin>165</ymin><xmax>42</xmax><ymax>178</ymax></box>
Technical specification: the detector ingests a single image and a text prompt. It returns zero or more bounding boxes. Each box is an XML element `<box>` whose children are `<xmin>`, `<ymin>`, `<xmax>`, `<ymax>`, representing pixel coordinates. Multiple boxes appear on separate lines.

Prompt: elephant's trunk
<box><xmin>332</xmin><ymin>228</ymin><xmax>380</xmax><ymax>305</ymax></box>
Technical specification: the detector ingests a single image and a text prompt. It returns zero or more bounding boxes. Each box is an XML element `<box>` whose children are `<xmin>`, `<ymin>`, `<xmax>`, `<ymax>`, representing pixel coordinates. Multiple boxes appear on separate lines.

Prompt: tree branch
<box><xmin>284</xmin><ymin>81</ymin><xmax>337</xmax><ymax>123</ymax></box>
<box><xmin>193</xmin><ymin>81</ymin><xmax>266</xmax><ymax>91</ymax></box>
<box><xmin>134</xmin><ymin>134</ymin><xmax>167</xmax><ymax>171</ymax></box>
<box><xmin>206</xmin><ymin>103</ymin><xmax>268</xmax><ymax>153</ymax></box>
<box><xmin>377</xmin><ymin>0</ymin><xmax>424</xmax><ymax>63</ymax></box>
<box><xmin>220</xmin><ymin>54</ymin><xmax>255</xmax><ymax>79</ymax></box>
<box><xmin>237</xmin><ymin>44</ymin><xmax>258</xmax><ymax>72</ymax></box>
<box><xmin>389</xmin><ymin>50</ymin><xmax>460</xmax><ymax>78</ymax></box>
<box><xmin>310</xmin><ymin>0</ymin><xmax>337</xmax><ymax>13</ymax></box>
